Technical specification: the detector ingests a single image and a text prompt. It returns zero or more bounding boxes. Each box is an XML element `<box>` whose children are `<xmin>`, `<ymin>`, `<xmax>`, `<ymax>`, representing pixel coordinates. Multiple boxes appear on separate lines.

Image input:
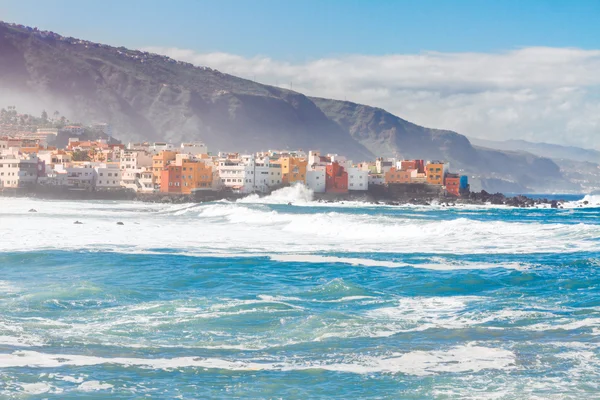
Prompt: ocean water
<box><xmin>1</xmin><ymin>186</ymin><xmax>599</xmax><ymax>399</ymax></box>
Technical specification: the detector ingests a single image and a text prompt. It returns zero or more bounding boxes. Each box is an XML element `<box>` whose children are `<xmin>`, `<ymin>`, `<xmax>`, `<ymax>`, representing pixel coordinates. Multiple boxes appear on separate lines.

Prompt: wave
<box><xmin>0</xmin><ymin>344</ymin><xmax>515</xmax><ymax>376</ymax></box>
<box><xmin>237</xmin><ymin>184</ymin><xmax>314</xmax><ymax>205</ymax></box>
<box><xmin>1</xmin><ymin>197</ymin><xmax>599</xmax><ymax>256</ymax></box>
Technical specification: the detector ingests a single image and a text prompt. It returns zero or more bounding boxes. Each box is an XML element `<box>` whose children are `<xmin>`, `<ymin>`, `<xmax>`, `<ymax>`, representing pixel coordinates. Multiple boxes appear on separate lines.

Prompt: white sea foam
<box><xmin>19</xmin><ymin>382</ymin><xmax>57</xmax><ymax>394</ymax></box>
<box><xmin>77</xmin><ymin>381</ymin><xmax>114</xmax><ymax>392</ymax></box>
<box><xmin>524</xmin><ymin>318</ymin><xmax>600</xmax><ymax>332</ymax></box>
<box><xmin>564</xmin><ymin>194</ymin><xmax>600</xmax><ymax>208</ymax></box>
<box><xmin>270</xmin><ymin>254</ymin><xmax>529</xmax><ymax>270</ymax></box>
<box><xmin>0</xmin><ymin>344</ymin><xmax>515</xmax><ymax>375</ymax></box>
<box><xmin>1</xmin><ymin>197</ymin><xmax>598</xmax><ymax>256</ymax></box>
<box><xmin>237</xmin><ymin>183</ymin><xmax>314</xmax><ymax>205</ymax></box>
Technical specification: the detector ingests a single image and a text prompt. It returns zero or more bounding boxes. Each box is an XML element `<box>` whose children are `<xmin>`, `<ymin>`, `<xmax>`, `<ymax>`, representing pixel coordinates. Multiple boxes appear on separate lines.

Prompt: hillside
<box><xmin>469</xmin><ymin>138</ymin><xmax>600</xmax><ymax>164</ymax></box>
<box><xmin>0</xmin><ymin>21</ymin><xmax>582</xmax><ymax>192</ymax></box>
<box><xmin>311</xmin><ymin>98</ymin><xmax>574</xmax><ymax>191</ymax></box>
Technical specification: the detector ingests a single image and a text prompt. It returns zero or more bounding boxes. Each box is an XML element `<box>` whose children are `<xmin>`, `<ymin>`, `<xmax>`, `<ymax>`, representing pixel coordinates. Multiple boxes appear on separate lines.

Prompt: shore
<box><xmin>0</xmin><ymin>185</ymin><xmax>574</xmax><ymax>208</ymax></box>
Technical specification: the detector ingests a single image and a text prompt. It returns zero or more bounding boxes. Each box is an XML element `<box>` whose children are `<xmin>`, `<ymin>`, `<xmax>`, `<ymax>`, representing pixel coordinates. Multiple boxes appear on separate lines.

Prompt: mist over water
<box><xmin>1</xmin><ymin>190</ymin><xmax>599</xmax><ymax>398</ymax></box>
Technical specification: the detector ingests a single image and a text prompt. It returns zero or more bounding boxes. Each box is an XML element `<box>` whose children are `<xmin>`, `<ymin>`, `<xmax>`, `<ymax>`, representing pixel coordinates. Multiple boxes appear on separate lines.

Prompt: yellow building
<box><xmin>152</xmin><ymin>150</ymin><xmax>178</xmax><ymax>187</ymax></box>
<box><xmin>279</xmin><ymin>157</ymin><xmax>308</xmax><ymax>184</ymax></box>
<box><xmin>426</xmin><ymin>162</ymin><xmax>445</xmax><ymax>185</ymax></box>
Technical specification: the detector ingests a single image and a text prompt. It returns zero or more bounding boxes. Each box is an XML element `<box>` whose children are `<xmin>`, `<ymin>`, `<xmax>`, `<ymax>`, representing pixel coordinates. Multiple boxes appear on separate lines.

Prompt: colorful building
<box><xmin>325</xmin><ymin>162</ymin><xmax>348</xmax><ymax>193</ymax></box>
<box><xmin>444</xmin><ymin>173</ymin><xmax>461</xmax><ymax>196</ymax></box>
<box><xmin>399</xmin><ymin>159</ymin><xmax>425</xmax><ymax>173</ymax></box>
<box><xmin>426</xmin><ymin>162</ymin><xmax>445</xmax><ymax>185</ymax></box>
<box><xmin>161</xmin><ymin>159</ymin><xmax>213</xmax><ymax>194</ymax></box>
<box><xmin>152</xmin><ymin>150</ymin><xmax>178</xmax><ymax>188</ymax></box>
<box><xmin>161</xmin><ymin>164</ymin><xmax>182</xmax><ymax>193</ymax></box>
<box><xmin>385</xmin><ymin>167</ymin><xmax>414</xmax><ymax>184</ymax></box>
<box><xmin>279</xmin><ymin>156</ymin><xmax>307</xmax><ymax>184</ymax></box>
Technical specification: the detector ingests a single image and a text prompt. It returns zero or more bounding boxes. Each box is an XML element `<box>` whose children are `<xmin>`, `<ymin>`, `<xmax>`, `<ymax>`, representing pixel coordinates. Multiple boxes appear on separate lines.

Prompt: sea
<box><xmin>0</xmin><ymin>186</ymin><xmax>599</xmax><ymax>399</ymax></box>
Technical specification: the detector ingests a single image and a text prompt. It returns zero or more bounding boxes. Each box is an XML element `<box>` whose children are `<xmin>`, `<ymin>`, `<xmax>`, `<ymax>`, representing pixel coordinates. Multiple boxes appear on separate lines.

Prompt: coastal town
<box><xmin>0</xmin><ymin>129</ymin><xmax>469</xmax><ymax>199</ymax></box>
<box><xmin>0</xmin><ymin>109</ymin><xmax>469</xmax><ymax>199</ymax></box>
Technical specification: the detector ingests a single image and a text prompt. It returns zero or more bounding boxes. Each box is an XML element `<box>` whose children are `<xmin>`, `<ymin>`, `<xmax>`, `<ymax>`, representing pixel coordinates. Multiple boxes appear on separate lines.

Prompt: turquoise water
<box><xmin>1</xmin><ymin>191</ymin><xmax>599</xmax><ymax>398</ymax></box>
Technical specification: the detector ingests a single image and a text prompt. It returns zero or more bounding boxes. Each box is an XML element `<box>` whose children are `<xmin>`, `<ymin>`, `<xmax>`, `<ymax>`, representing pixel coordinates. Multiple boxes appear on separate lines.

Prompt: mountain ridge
<box><xmin>469</xmin><ymin>137</ymin><xmax>600</xmax><ymax>164</ymax></box>
<box><xmin>0</xmin><ymin>20</ymin><xmax>583</xmax><ymax>192</ymax></box>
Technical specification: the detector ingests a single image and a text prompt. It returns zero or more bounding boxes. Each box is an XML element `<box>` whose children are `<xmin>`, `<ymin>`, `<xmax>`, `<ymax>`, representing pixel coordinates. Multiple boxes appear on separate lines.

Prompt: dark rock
<box><xmin>28</xmin><ymin>209</ymin><xmax>37</xmax><ymax>212</ymax></box>
<box><xmin>117</xmin><ymin>222</ymin><xmax>124</xmax><ymax>225</ymax></box>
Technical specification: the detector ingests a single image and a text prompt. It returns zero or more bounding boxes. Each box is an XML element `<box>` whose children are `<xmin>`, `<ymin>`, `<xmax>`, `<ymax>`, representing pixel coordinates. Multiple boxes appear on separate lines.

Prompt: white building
<box><xmin>376</xmin><ymin>158</ymin><xmax>395</xmax><ymax>174</ymax></box>
<box><xmin>38</xmin><ymin>150</ymin><xmax>72</xmax><ymax>171</ymax></box>
<box><xmin>306</xmin><ymin>167</ymin><xmax>326</xmax><ymax>193</ymax></box>
<box><xmin>181</xmin><ymin>142</ymin><xmax>208</xmax><ymax>156</ymax></box>
<box><xmin>0</xmin><ymin>149</ymin><xmax>39</xmax><ymax>188</ymax></box>
<box><xmin>347</xmin><ymin>167</ymin><xmax>368</xmax><ymax>191</ymax></box>
<box><xmin>138</xmin><ymin>170</ymin><xmax>155</xmax><ymax>193</ymax></box>
<box><xmin>120</xmin><ymin>149</ymin><xmax>153</xmax><ymax>192</ymax></box>
<box><xmin>95</xmin><ymin>163</ymin><xmax>121</xmax><ymax>190</ymax></box>
<box><xmin>33</xmin><ymin>128</ymin><xmax>59</xmax><ymax>144</ymax></box>
<box><xmin>91</xmin><ymin>123</ymin><xmax>113</xmax><ymax>137</ymax></box>
<box><xmin>150</xmin><ymin>142</ymin><xmax>176</xmax><ymax>154</ymax></box>
<box><xmin>252</xmin><ymin>155</ymin><xmax>282</xmax><ymax>193</ymax></box>
<box><xmin>54</xmin><ymin>163</ymin><xmax>95</xmax><ymax>189</ymax></box>
<box><xmin>60</xmin><ymin>126</ymin><xmax>84</xmax><ymax>136</ymax></box>
<box><xmin>217</xmin><ymin>154</ymin><xmax>255</xmax><ymax>194</ymax></box>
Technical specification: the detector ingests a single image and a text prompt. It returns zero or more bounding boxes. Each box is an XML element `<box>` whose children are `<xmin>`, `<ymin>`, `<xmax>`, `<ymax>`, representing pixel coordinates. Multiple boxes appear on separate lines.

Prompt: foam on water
<box><xmin>0</xmin><ymin>343</ymin><xmax>514</xmax><ymax>376</ymax></box>
<box><xmin>1</xmin><ymin>196</ymin><xmax>599</xmax><ymax>398</ymax></box>
<box><xmin>1</xmin><ymin>197</ymin><xmax>599</xmax><ymax>257</ymax></box>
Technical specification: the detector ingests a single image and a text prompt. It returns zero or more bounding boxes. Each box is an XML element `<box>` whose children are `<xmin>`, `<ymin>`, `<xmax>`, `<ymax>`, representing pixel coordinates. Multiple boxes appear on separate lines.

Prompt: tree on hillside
<box><xmin>41</xmin><ymin>110</ymin><xmax>48</xmax><ymax>121</ymax></box>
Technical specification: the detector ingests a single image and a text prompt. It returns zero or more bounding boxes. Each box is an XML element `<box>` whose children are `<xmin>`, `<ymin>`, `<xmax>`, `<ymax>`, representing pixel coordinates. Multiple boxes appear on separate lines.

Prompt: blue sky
<box><xmin>1</xmin><ymin>0</ymin><xmax>599</xmax><ymax>59</ymax></box>
<box><xmin>1</xmin><ymin>0</ymin><xmax>600</xmax><ymax>148</ymax></box>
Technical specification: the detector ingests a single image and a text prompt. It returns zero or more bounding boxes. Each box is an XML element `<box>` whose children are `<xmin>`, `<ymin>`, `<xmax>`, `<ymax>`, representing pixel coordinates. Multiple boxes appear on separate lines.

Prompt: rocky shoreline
<box><xmin>0</xmin><ymin>186</ymin><xmax>575</xmax><ymax>208</ymax></box>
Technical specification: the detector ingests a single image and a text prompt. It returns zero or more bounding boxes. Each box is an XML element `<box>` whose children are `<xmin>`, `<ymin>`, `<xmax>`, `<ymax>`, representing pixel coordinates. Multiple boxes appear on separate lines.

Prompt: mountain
<box><xmin>469</xmin><ymin>138</ymin><xmax>600</xmax><ymax>164</ymax></box>
<box><xmin>310</xmin><ymin>98</ymin><xmax>574</xmax><ymax>192</ymax></box>
<box><xmin>0</xmin><ymin>21</ymin><xmax>582</xmax><ymax>193</ymax></box>
<box><xmin>0</xmin><ymin>22</ymin><xmax>373</xmax><ymax>160</ymax></box>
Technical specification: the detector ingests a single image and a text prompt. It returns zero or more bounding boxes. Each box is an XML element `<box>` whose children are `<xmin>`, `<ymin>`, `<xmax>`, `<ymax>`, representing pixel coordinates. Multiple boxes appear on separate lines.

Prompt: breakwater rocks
<box><xmin>1</xmin><ymin>186</ymin><xmax>569</xmax><ymax>208</ymax></box>
<box><xmin>465</xmin><ymin>191</ymin><xmax>566</xmax><ymax>208</ymax></box>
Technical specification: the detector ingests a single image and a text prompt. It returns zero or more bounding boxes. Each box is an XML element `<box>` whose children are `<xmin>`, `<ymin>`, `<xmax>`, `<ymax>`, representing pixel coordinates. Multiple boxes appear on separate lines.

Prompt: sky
<box><xmin>1</xmin><ymin>0</ymin><xmax>600</xmax><ymax>149</ymax></box>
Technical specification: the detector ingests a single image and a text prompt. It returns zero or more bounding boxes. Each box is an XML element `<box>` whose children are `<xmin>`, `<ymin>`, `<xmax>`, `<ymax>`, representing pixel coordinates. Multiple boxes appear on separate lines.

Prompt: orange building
<box><xmin>18</xmin><ymin>145</ymin><xmax>44</xmax><ymax>154</ymax></box>
<box><xmin>279</xmin><ymin>156</ymin><xmax>308</xmax><ymax>184</ymax></box>
<box><xmin>161</xmin><ymin>159</ymin><xmax>213</xmax><ymax>194</ymax></box>
<box><xmin>325</xmin><ymin>162</ymin><xmax>348</xmax><ymax>193</ymax></box>
<box><xmin>153</xmin><ymin>150</ymin><xmax>178</xmax><ymax>188</ymax></box>
<box><xmin>385</xmin><ymin>167</ymin><xmax>415</xmax><ymax>184</ymax></box>
<box><xmin>445</xmin><ymin>174</ymin><xmax>461</xmax><ymax>196</ymax></box>
<box><xmin>161</xmin><ymin>165</ymin><xmax>182</xmax><ymax>193</ymax></box>
<box><xmin>426</xmin><ymin>162</ymin><xmax>445</xmax><ymax>185</ymax></box>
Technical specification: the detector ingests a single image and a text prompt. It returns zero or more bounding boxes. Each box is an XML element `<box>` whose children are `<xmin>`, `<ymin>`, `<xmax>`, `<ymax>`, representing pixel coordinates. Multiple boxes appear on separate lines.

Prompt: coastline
<box><xmin>0</xmin><ymin>185</ymin><xmax>574</xmax><ymax>208</ymax></box>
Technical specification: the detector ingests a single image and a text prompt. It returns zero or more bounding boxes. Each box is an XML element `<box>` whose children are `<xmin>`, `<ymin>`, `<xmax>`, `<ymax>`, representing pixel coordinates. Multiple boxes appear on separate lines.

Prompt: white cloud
<box><xmin>144</xmin><ymin>46</ymin><xmax>600</xmax><ymax>150</ymax></box>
